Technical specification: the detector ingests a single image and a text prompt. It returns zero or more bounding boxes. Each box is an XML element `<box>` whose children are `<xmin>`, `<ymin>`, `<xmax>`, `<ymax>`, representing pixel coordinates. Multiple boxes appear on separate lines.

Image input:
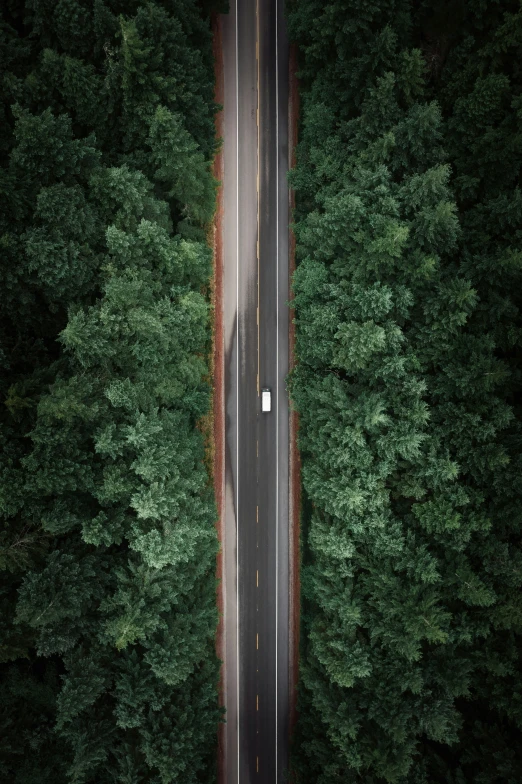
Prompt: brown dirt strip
<box><xmin>288</xmin><ymin>40</ymin><xmax>301</xmax><ymax>761</ymax></box>
<box><xmin>211</xmin><ymin>12</ymin><xmax>226</xmax><ymax>784</ymax></box>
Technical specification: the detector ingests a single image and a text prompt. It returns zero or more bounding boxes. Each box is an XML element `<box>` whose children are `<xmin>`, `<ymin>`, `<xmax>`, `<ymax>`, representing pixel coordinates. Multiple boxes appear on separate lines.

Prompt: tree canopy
<box><xmin>287</xmin><ymin>1</ymin><xmax>522</xmax><ymax>781</ymax></box>
<box><xmin>0</xmin><ymin>1</ymin><xmax>223</xmax><ymax>781</ymax></box>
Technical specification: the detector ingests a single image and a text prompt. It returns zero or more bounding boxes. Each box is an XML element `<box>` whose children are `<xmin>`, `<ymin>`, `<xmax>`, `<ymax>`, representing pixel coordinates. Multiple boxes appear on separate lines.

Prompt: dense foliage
<box><xmin>288</xmin><ymin>1</ymin><xmax>522</xmax><ymax>781</ymax></box>
<box><xmin>0</xmin><ymin>1</ymin><xmax>223</xmax><ymax>781</ymax></box>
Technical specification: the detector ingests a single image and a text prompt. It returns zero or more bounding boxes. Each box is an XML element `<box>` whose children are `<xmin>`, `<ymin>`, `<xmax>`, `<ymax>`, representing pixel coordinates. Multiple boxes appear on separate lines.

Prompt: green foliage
<box><xmin>0</xmin><ymin>0</ymin><xmax>220</xmax><ymax>780</ymax></box>
<box><xmin>148</xmin><ymin>106</ymin><xmax>217</xmax><ymax>227</ymax></box>
<box><xmin>288</xmin><ymin>0</ymin><xmax>522</xmax><ymax>781</ymax></box>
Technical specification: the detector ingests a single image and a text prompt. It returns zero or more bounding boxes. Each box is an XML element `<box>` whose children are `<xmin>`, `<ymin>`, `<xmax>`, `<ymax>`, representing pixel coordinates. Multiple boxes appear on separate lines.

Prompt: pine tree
<box><xmin>0</xmin><ymin>0</ymin><xmax>221</xmax><ymax>779</ymax></box>
<box><xmin>288</xmin><ymin>0</ymin><xmax>522</xmax><ymax>780</ymax></box>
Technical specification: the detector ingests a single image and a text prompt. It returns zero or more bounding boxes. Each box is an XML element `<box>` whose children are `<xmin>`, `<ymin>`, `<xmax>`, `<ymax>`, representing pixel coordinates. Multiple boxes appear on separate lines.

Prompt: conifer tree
<box><xmin>288</xmin><ymin>0</ymin><xmax>522</xmax><ymax>781</ymax></box>
<box><xmin>0</xmin><ymin>0</ymin><xmax>222</xmax><ymax>780</ymax></box>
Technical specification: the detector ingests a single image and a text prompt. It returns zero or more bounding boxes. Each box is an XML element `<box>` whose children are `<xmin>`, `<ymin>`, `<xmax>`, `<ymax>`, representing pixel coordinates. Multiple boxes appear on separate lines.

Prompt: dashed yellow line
<box><xmin>256</xmin><ymin>0</ymin><xmax>260</xmax><ymax>406</ymax></box>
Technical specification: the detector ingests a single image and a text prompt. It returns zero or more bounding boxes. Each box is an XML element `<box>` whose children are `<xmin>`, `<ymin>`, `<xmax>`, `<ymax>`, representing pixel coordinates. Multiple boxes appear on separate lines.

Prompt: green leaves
<box><xmin>148</xmin><ymin>106</ymin><xmax>217</xmax><ymax>226</ymax></box>
<box><xmin>10</xmin><ymin>106</ymin><xmax>99</xmax><ymax>189</ymax></box>
<box><xmin>333</xmin><ymin>320</ymin><xmax>389</xmax><ymax>371</ymax></box>
<box><xmin>56</xmin><ymin>652</ymin><xmax>108</xmax><ymax>731</ymax></box>
<box><xmin>16</xmin><ymin>552</ymin><xmax>101</xmax><ymax>657</ymax></box>
<box><xmin>289</xmin><ymin>0</ymin><xmax>522</xmax><ymax>781</ymax></box>
<box><xmin>0</xmin><ymin>0</ymin><xmax>220</xmax><ymax>778</ymax></box>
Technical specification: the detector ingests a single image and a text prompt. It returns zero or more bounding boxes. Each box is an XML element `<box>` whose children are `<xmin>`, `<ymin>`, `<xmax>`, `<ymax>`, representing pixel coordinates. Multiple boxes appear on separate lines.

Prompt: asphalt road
<box><xmin>221</xmin><ymin>1</ymin><xmax>290</xmax><ymax>782</ymax></box>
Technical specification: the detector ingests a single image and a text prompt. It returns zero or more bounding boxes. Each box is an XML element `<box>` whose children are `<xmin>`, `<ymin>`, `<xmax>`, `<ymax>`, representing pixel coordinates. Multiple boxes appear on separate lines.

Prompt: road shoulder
<box><xmin>288</xmin><ymin>40</ymin><xmax>301</xmax><ymax>756</ymax></box>
<box><xmin>211</xmin><ymin>12</ymin><xmax>226</xmax><ymax>784</ymax></box>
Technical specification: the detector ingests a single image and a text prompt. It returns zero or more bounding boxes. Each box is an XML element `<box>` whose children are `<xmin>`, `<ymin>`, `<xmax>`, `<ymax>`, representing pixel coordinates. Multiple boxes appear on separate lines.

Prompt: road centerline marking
<box><xmin>256</xmin><ymin>0</ymin><xmax>260</xmax><ymax>401</ymax></box>
<box><xmin>234</xmin><ymin>1</ymin><xmax>240</xmax><ymax>781</ymax></box>
<box><xmin>275</xmin><ymin>0</ymin><xmax>280</xmax><ymax>780</ymax></box>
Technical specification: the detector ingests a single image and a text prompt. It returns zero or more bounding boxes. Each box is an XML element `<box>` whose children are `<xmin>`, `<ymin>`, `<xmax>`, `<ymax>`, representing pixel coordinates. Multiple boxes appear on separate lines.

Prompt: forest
<box><xmin>287</xmin><ymin>0</ymin><xmax>522</xmax><ymax>782</ymax></box>
<box><xmin>0</xmin><ymin>0</ymin><xmax>224</xmax><ymax>781</ymax></box>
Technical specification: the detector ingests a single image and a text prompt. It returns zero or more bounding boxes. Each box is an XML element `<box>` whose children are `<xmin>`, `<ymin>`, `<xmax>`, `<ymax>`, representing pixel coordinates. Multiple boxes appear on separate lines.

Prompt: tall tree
<box><xmin>0</xmin><ymin>1</ymin><xmax>222</xmax><ymax>780</ymax></box>
<box><xmin>288</xmin><ymin>0</ymin><xmax>522</xmax><ymax>781</ymax></box>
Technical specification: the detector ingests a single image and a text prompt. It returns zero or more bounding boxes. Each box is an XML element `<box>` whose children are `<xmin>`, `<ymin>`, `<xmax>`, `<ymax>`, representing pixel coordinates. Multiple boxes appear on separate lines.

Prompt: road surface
<box><xmin>221</xmin><ymin>0</ymin><xmax>290</xmax><ymax>782</ymax></box>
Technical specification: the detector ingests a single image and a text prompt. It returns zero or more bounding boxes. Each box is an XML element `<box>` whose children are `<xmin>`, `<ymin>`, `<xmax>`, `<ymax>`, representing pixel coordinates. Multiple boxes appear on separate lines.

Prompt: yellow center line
<box><xmin>256</xmin><ymin>569</ymin><xmax>259</xmax><ymax>587</ymax></box>
<box><xmin>256</xmin><ymin>505</ymin><xmax>259</xmax><ymax>522</ymax></box>
<box><xmin>256</xmin><ymin>756</ymin><xmax>259</xmax><ymax>773</ymax></box>
<box><xmin>256</xmin><ymin>694</ymin><xmax>259</xmax><ymax>711</ymax></box>
<box><xmin>256</xmin><ymin>0</ymin><xmax>260</xmax><ymax>397</ymax></box>
<box><xmin>256</xmin><ymin>633</ymin><xmax>259</xmax><ymax>650</ymax></box>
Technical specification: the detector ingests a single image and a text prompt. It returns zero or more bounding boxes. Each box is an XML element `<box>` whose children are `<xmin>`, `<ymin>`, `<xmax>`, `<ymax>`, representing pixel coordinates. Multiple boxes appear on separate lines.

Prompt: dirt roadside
<box><xmin>211</xmin><ymin>12</ymin><xmax>226</xmax><ymax>784</ymax></box>
<box><xmin>288</xmin><ymin>41</ymin><xmax>301</xmax><ymax>756</ymax></box>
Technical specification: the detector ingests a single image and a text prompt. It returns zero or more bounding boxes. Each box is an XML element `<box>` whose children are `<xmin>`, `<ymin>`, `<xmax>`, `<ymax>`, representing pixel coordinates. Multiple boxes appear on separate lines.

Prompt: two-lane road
<box><xmin>221</xmin><ymin>0</ymin><xmax>290</xmax><ymax>781</ymax></box>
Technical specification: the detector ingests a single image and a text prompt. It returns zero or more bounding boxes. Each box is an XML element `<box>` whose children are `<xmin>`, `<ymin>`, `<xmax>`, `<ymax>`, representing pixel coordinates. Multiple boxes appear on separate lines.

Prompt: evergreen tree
<box><xmin>288</xmin><ymin>0</ymin><xmax>522</xmax><ymax>781</ymax></box>
<box><xmin>0</xmin><ymin>0</ymin><xmax>222</xmax><ymax>780</ymax></box>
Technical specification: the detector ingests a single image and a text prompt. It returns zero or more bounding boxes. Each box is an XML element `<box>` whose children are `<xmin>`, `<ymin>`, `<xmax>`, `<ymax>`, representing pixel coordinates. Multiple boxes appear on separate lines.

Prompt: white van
<box><xmin>261</xmin><ymin>388</ymin><xmax>271</xmax><ymax>412</ymax></box>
